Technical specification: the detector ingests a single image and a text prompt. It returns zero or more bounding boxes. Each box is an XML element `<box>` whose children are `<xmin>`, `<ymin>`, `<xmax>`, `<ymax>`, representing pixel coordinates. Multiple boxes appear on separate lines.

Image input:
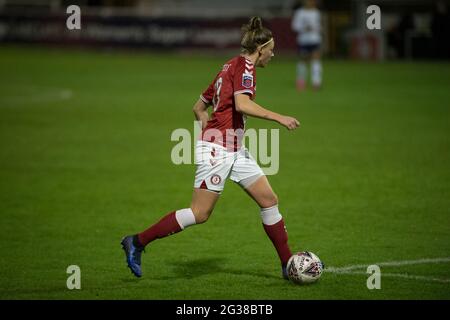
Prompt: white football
<box><xmin>286</xmin><ymin>251</ymin><xmax>324</xmax><ymax>284</ymax></box>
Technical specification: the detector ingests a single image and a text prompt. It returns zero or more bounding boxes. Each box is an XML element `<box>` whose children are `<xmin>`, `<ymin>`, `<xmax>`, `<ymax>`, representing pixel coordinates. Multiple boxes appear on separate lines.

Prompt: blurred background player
<box><xmin>121</xmin><ymin>17</ymin><xmax>300</xmax><ymax>280</ymax></box>
<box><xmin>291</xmin><ymin>0</ymin><xmax>323</xmax><ymax>91</ymax></box>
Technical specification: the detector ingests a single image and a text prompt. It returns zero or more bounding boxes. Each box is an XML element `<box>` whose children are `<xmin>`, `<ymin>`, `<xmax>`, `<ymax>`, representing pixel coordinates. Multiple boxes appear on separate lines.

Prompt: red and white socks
<box><xmin>134</xmin><ymin>205</ymin><xmax>292</xmax><ymax>269</ymax></box>
<box><xmin>261</xmin><ymin>205</ymin><xmax>292</xmax><ymax>266</ymax></box>
<box><xmin>137</xmin><ymin>208</ymin><xmax>196</xmax><ymax>247</ymax></box>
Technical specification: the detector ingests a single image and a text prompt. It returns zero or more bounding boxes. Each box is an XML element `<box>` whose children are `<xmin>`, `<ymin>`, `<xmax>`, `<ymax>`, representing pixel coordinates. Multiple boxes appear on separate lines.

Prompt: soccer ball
<box><xmin>286</xmin><ymin>251</ymin><xmax>324</xmax><ymax>284</ymax></box>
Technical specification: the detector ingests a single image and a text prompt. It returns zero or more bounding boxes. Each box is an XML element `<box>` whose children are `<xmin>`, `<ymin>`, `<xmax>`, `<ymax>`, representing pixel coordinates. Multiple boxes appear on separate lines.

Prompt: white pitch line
<box><xmin>325</xmin><ymin>257</ymin><xmax>450</xmax><ymax>273</ymax></box>
<box><xmin>1</xmin><ymin>85</ymin><xmax>73</xmax><ymax>104</ymax></box>
<box><xmin>327</xmin><ymin>270</ymin><xmax>450</xmax><ymax>284</ymax></box>
<box><xmin>324</xmin><ymin>257</ymin><xmax>450</xmax><ymax>284</ymax></box>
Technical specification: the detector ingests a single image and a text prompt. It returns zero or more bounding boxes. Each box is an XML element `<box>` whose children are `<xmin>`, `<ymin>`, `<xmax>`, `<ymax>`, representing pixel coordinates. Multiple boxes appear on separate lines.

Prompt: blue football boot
<box><xmin>282</xmin><ymin>264</ymin><xmax>289</xmax><ymax>280</ymax></box>
<box><xmin>121</xmin><ymin>235</ymin><xmax>144</xmax><ymax>278</ymax></box>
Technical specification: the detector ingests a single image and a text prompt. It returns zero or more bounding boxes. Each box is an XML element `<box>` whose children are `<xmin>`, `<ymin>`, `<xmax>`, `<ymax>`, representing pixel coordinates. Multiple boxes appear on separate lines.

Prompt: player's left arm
<box><xmin>235</xmin><ymin>94</ymin><xmax>300</xmax><ymax>130</ymax></box>
<box><xmin>192</xmin><ymin>98</ymin><xmax>210</xmax><ymax>129</ymax></box>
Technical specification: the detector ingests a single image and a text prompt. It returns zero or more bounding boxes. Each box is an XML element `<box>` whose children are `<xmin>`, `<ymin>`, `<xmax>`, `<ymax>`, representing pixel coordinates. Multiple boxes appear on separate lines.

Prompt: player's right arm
<box><xmin>194</xmin><ymin>80</ymin><xmax>216</xmax><ymax>129</ymax></box>
<box><xmin>192</xmin><ymin>98</ymin><xmax>209</xmax><ymax>129</ymax></box>
<box><xmin>235</xmin><ymin>94</ymin><xmax>300</xmax><ymax>130</ymax></box>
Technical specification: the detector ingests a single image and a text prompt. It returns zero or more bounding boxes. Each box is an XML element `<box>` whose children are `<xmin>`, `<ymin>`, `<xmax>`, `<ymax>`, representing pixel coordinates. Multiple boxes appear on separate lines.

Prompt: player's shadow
<box><xmin>162</xmin><ymin>257</ymin><xmax>279</xmax><ymax>281</ymax></box>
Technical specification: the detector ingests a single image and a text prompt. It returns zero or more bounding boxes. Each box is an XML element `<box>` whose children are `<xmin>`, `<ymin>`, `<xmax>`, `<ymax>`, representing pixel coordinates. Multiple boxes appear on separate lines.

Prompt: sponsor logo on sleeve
<box><xmin>242</xmin><ymin>74</ymin><xmax>253</xmax><ymax>88</ymax></box>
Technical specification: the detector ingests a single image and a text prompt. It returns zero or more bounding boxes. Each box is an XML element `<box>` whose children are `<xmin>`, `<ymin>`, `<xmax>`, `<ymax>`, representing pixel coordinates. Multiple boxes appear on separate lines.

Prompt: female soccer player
<box><xmin>121</xmin><ymin>16</ymin><xmax>300</xmax><ymax>279</ymax></box>
<box><xmin>291</xmin><ymin>0</ymin><xmax>323</xmax><ymax>91</ymax></box>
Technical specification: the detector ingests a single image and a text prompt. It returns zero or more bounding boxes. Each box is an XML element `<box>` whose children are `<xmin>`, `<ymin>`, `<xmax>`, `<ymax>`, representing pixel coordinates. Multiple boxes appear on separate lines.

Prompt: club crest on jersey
<box><xmin>211</xmin><ymin>174</ymin><xmax>222</xmax><ymax>185</ymax></box>
<box><xmin>242</xmin><ymin>74</ymin><xmax>253</xmax><ymax>88</ymax></box>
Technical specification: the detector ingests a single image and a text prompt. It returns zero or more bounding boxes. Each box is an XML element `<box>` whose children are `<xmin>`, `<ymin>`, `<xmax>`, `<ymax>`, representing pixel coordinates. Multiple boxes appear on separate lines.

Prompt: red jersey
<box><xmin>199</xmin><ymin>55</ymin><xmax>256</xmax><ymax>151</ymax></box>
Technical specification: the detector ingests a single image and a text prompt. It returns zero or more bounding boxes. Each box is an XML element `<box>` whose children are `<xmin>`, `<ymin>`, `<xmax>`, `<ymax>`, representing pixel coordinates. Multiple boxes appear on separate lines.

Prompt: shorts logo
<box><xmin>242</xmin><ymin>74</ymin><xmax>253</xmax><ymax>88</ymax></box>
<box><xmin>211</xmin><ymin>174</ymin><xmax>222</xmax><ymax>185</ymax></box>
<box><xmin>210</xmin><ymin>147</ymin><xmax>217</xmax><ymax>166</ymax></box>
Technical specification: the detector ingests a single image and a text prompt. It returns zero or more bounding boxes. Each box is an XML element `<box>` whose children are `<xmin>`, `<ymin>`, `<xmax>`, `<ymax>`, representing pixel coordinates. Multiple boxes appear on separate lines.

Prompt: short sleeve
<box><xmin>292</xmin><ymin>10</ymin><xmax>301</xmax><ymax>32</ymax></box>
<box><xmin>233</xmin><ymin>58</ymin><xmax>256</xmax><ymax>97</ymax></box>
<box><xmin>292</xmin><ymin>10</ymin><xmax>306</xmax><ymax>33</ymax></box>
<box><xmin>200</xmin><ymin>82</ymin><xmax>214</xmax><ymax>104</ymax></box>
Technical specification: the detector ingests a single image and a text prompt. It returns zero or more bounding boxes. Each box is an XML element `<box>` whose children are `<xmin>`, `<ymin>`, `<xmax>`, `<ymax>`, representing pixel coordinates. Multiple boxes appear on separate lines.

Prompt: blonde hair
<box><xmin>240</xmin><ymin>17</ymin><xmax>273</xmax><ymax>54</ymax></box>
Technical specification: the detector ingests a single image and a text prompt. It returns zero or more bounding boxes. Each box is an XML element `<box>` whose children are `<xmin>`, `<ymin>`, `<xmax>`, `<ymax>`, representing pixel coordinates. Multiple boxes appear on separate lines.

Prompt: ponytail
<box><xmin>241</xmin><ymin>17</ymin><xmax>273</xmax><ymax>54</ymax></box>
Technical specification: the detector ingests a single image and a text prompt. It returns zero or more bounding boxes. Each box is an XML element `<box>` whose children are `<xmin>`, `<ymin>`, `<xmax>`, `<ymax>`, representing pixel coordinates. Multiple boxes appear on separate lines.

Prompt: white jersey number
<box><xmin>213</xmin><ymin>77</ymin><xmax>222</xmax><ymax>111</ymax></box>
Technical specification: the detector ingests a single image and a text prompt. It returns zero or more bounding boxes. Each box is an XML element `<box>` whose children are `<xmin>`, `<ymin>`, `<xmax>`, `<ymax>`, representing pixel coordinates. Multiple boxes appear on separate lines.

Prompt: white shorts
<box><xmin>194</xmin><ymin>141</ymin><xmax>264</xmax><ymax>193</ymax></box>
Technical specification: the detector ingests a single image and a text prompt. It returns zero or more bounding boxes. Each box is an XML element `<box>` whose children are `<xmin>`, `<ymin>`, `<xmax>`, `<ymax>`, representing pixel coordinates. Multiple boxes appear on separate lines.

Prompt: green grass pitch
<box><xmin>0</xmin><ymin>46</ymin><xmax>449</xmax><ymax>299</ymax></box>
